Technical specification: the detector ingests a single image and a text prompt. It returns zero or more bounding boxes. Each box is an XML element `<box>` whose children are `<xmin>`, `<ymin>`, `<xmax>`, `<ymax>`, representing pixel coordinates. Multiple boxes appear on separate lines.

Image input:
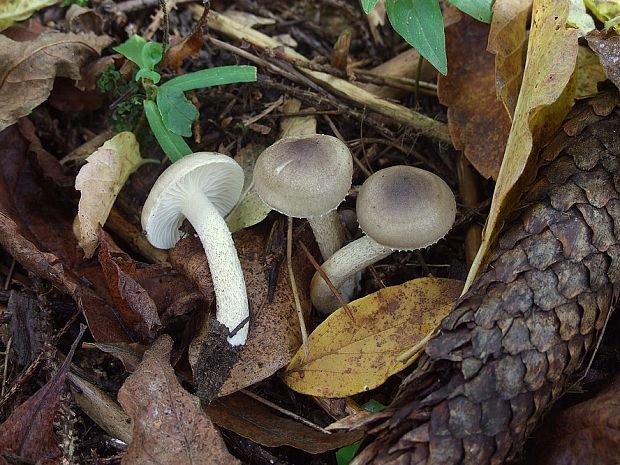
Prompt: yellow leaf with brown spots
<box><xmin>283</xmin><ymin>278</ymin><xmax>463</xmax><ymax>398</ymax></box>
<box><xmin>466</xmin><ymin>0</ymin><xmax>578</xmax><ymax>291</ymax></box>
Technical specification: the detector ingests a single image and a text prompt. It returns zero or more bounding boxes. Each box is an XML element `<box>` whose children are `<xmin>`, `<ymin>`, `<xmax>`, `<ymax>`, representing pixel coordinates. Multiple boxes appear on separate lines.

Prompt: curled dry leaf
<box><xmin>586</xmin><ymin>30</ymin><xmax>620</xmax><ymax>93</ymax></box>
<box><xmin>0</xmin><ymin>0</ymin><xmax>57</xmax><ymax>31</ymax></box>
<box><xmin>0</xmin><ymin>32</ymin><xmax>112</xmax><ymax>130</ymax></box>
<box><xmin>487</xmin><ymin>0</ymin><xmax>531</xmax><ymax>117</ymax></box>
<box><xmin>534</xmin><ymin>374</ymin><xmax>620</xmax><ymax>465</ymax></box>
<box><xmin>0</xmin><ymin>325</ymin><xmax>85</xmax><ymax>463</ymax></box>
<box><xmin>438</xmin><ymin>11</ymin><xmax>510</xmax><ymax>180</ymax></box>
<box><xmin>118</xmin><ymin>335</ymin><xmax>239</xmax><ymax>465</ymax></box>
<box><xmin>98</xmin><ymin>234</ymin><xmax>205</xmax><ymax>342</ymax></box>
<box><xmin>206</xmin><ymin>392</ymin><xmax>363</xmax><ymax>454</ymax></box>
<box><xmin>284</xmin><ymin>278</ymin><xmax>463</xmax><ymax>398</ymax></box>
<box><xmin>466</xmin><ymin>0</ymin><xmax>578</xmax><ymax>290</ymax></box>
<box><xmin>75</xmin><ymin>132</ymin><xmax>145</xmax><ymax>258</ymax></box>
<box><xmin>0</xmin><ymin>124</ymin><xmax>131</xmax><ymax>343</ymax></box>
<box><xmin>170</xmin><ymin>224</ymin><xmax>315</xmax><ymax>397</ymax></box>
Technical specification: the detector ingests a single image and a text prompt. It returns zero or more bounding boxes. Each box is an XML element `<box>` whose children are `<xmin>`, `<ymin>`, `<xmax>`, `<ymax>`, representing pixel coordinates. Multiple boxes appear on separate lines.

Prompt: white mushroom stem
<box><xmin>182</xmin><ymin>185</ymin><xmax>249</xmax><ymax>346</ymax></box>
<box><xmin>310</xmin><ymin>235</ymin><xmax>391</xmax><ymax>314</ymax></box>
<box><xmin>307</xmin><ymin>210</ymin><xmax>347</xmax><ymax>260</ymax></box>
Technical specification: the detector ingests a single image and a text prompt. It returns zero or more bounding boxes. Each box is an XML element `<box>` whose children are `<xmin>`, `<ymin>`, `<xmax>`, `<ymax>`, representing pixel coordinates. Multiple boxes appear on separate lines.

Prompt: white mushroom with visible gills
<box><xmin>141</xmin><ymin>152</ymin><xmax>249</xmax><ymax>346</ymax></box>
<box><xmin>310</xmin><ymin>165</ymin><xmax>457</xmax><ymax>313</ymax></box>
<box><xmin>253</xmin><ymin>134</ymin><xmax>353</xmax><ymax>260</ymax></box>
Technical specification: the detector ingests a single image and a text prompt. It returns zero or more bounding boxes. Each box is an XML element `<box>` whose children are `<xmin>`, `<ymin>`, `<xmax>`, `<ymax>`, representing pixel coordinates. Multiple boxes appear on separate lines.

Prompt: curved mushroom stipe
<box><xmin>310</xmin><ymin>166</ymin><xmax>456</xmax><ymax>313</ymax></box>
<box><xmin>141</xmin><ymin>152</ymin><xmax>249</xmax><ymax>346</ymax></box>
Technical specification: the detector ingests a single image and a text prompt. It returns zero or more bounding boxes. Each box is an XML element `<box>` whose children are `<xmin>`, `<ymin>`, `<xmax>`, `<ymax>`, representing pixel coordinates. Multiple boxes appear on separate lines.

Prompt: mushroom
<box><xmin>141</xmin><ymin>152</ymin><xmax>249</xmax><ymax>346</ymax></box>
<box><xmin>253</xmin><ymin>134</ymin><xmax>353</xmax><ymax>261</ymax></box>
<box><xmin>310</xmin><ymin>165</ymin><xmax>456</xmax><ymax>313</ymax></box>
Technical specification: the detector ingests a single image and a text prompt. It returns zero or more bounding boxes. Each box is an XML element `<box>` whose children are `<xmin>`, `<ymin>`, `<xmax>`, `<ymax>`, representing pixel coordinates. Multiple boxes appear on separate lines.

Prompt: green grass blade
<box><xmin>160</xmin><ymin>65</ymin><xmax>257</xmax><ymax>92</ymax></box>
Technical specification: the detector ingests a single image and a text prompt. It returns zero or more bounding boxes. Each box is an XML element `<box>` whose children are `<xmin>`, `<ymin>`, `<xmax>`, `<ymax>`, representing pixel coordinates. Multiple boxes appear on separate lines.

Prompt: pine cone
<box><xmin>353</xmin><ymin>96</ymin><xmax>620</xmax><ymax>465</ymax></box>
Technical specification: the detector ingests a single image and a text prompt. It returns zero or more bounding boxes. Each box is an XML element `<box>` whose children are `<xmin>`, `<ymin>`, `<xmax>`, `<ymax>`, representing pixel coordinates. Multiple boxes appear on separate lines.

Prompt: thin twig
<box><xmin>240</xmin><ymin>389</ymin><xmax>332</xmax><ymax>434</ymax></box>
<box><xmin>4</xmin><ymin>259</ymin><xmax>15</xmax><ymax>290</ymax></box>
<box><xmin>1</xmin><ymin>337</ymin><xmax>12</xmax><ymax>396</ymax></box>
<box><xmin>287</xmin><ymin>218</ymin><xmax>309</xmax><ymax>357</ymax></box>
<box><xmin>297</xmin><ymin>241</ymin><xmax>356</xmax><ymax>324</ymax></box>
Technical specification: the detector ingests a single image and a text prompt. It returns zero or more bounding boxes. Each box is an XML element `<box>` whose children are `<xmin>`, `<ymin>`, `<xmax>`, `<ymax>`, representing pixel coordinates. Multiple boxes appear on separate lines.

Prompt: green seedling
<box><xmin>335</xmin><ymin>400</ymin><xmax>385</xmax><ymax>465</ymax></box>
<box><xmin>111</xmin><ymin>35</ymin><xmax>257</xmax><ymax>162</ymax></box>
<box><xmin>360</xmin><ymin>0</ymin><xmax>494</xmax><ymax>75</ymax></box>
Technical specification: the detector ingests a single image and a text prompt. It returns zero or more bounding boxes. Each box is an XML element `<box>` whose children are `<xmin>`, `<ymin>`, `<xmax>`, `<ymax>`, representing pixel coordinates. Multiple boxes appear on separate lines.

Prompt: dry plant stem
<box><xmin>310</xmin><ymin>235</ymin><xmax>391</xmax><ymax>313</ymax></box>
<box><xmin>354</xmin><ymin>100</ymin><xmax>620</xmax><ymax>465</ymax></box>
<box><xmin>287</xmin><ymin>217</ymin><xmax>309</xmax><ymax>357</ymax></box>
<box><xmin>1</xmin><ymin>337</ymin><xmax>11</xmax><ymax>396</ymax></box>
<box><xmin>68</xmin><ymin>372</ymin><xmax>132</xmax><ymax>444</ymax></box>
<box><xmin>106</xmin><ymin>207</ymin><xmax>168</xmax><ymax>264</ymax></box>
<box><xmin>240</xmin><ymin>389</ymin><xmax>331</xmax><ymax>434</ymax></box>
<box><xmin>457</xmin><ymin>156</ymin><xmax>483</xmax><ymax>267</ymax></box>
<box><xmin>307</xmin><ymin>212</ymin><xmax>347</xmax><ymax>260</ymax></box>
<box><xmin>298</xmin><ymin>241</ymin><xmax>356</xmax><ymax>323</ymax></box>
<box><xmin>203</xmin><ymin>9</ymin><xmax>451</xmax><ymax>144</ymax></box>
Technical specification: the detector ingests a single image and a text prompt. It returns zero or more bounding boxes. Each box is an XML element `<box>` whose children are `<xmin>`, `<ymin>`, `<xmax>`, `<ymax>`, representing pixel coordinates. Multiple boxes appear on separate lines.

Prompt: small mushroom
<box><xmin>253</xmin><ymin>134</ymin><xmax>353</xmax><ymax>260</ymax></box>
<box><xmin>141</xmin><ymin>152</ymin><xmax>249</xmax><ymax>346</ymax></box>
<box><xmin>310</xmin><ymin>165</ymin><xmax>456</xmax><ymax>313</ymax></box>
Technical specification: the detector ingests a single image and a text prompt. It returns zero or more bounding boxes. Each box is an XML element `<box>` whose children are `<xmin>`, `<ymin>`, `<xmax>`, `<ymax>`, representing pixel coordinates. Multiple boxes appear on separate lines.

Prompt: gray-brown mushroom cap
<box><xmin>253</xmin><ymin>134</ymin><xmax>353</xmax><ymax>218</ymax></box>
<box><xmin>357</xmin><ymin>165</ymin><xmax>456</xmax><ymax>250</ymax></box>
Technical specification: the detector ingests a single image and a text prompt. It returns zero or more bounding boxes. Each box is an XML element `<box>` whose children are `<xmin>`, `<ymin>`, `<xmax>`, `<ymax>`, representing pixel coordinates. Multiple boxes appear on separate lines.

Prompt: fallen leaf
<box><xmin>586</xmin><ymin>30</ymin><xmax>620</xmax><ymax>92</ymax></box>
<box><xmin>0</xmin><ymin>32</ymin><xmax>112</xmax><ymax>130</ymax></box>
<box><xmin>487</xmin><ymin>0</ymin><xmax>531</xmax><ymax>117</ymax></box>
<box><xmin>98</xmin><ymin>235</ymin><xmax>205</xmax><ymax>342</ymax></box>
<box><xmin>206</xmin><ymin>392</ymin><xmax>363</xmax><ymax>454</ymax></box>
<box><xmin>0</xmin><ymin>124</ymin><xmax>132</xmax><ymax>343</ymax></box>
<box><xmin>170</xmin><ymin>223</ymin><xmax>315</xmax><ymax>397</ymax></box>
<box><xmin>466</xmin><ymin>0</ymin><xmax>578</xmax><ymax>291</ymax></box>
<box><xmin>0</xmin><ymin>0</ymin><xmax>57</xmax><ymax>31</ymax></box>
<box><xmin>160</xmin><ymin>3</ymin><xmax>208</xmax><ymax>70</ymax></box>
<box><xmin>225</xmin><ymin>143</ymin><xmax>272</xmax><ymax>233</ymax></box>
<box><xmin>568</xmin><ymin>0</ymin><xmax>595</xmax><ymax>34</ymax></box>
<box><xmin>75</xmin><ymin>131</ymin><xmax>145</xmax><ymax>258</ymax></box>
<box><xmin>284</xmin><ymin>277</ymin><xmax>463</xmax><ymax>398</ymax></box>
<box><xmin>585</xmin><ymin>0</ymin><xmax>620</xmax><ymax>32</ymax></box>
<box><xmin>534</xmin><ymin>374</ymin><xmax>620</xmax><ymax>465</ymax></box>
<box><xmin>65</xmin><ymin>4</ymin><xmax>104</xmax><ymax>35</ymax></box>
<box><xmin>575</xmin><ymin>45</ymin><xmax>607</xmax><ymax>98</ymax></box>
<box><xmin>0</xmin><ymin>325</ymin><xmax>85</xmax><ymax>463</ymax></box>
<box><xmin>118</xmin><ymin>335</ymin><xmax>239</xmax><ymax>465</ymax></box>
<box><xmin>438</xmin><ymin>11</ymin><xmax>511</xmax><ymax>179</ymax></box>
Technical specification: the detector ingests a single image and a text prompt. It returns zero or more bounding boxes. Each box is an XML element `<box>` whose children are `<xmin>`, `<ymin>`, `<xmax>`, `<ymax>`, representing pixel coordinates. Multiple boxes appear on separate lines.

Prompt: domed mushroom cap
<box><xmin>254</xmin><ymin>135</ymin><xmax>353</xmax><ymax>218</ymax></box>
<box><xmin>357</xmin><ymin>166</ymin><xmax>456</xmax><ymax>250</ymax></box>
<box><xmin>141</xmin><ymin>152</ymin><xmax>244</xmax><ymax>249</ymax></box>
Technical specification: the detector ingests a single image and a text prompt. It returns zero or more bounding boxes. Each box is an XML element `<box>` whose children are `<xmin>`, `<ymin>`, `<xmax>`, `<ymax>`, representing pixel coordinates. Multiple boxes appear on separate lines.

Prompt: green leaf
<box><xmin>0</xmin><ymin>0</ymin><xmax>57</xmax><ymax>31</ymax></box>
<box><xmin>135</xmin><ymin>68</ymin><xmax>161</xmax><ymax>84</ymax></box>
<box><xmin>385</xmin><ymin>0</ymin><xmax>447</xmax><ymax>75</ymax></box>
<box><xmin>156</xmin><ymin>86</ymin><xmax>199</xmax><ymax>137</ymax></box>
<box><xmin>448</xmin><ymin>0</ymin><xmax>493</xmax><ymax>23</ymax></box>
<box><xmin>114</xmin><ymin>35</ymin><xmax>148</xmax><ymax>69</ymax></box>
<box><xmin>141</xmin><ymin>41</ymin><xmax>164</xmax><ymax>69</ymax></box>
<box><xmin>360</xmin><ymin>0</ymin><xmax>379</xmax><ymax>14</ymax></box>
<box><xmin>143</xmin><ymin>100</ymin><xmax>192</xmax><ymax>162</ymax></box>
<box><xmin>160</xmin><ymin>65</ymin><xmax>257</xmax><ymax>92</ymax></box>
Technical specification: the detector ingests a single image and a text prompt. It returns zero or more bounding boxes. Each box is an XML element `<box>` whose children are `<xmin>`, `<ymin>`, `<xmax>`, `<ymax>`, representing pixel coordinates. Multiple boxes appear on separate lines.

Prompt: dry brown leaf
<box><xmin>284</xmin><ymin>278</ymin><xmax>463</xmax><ymax>398</ymax></box>
<box><xmin>586</xmin><ymin>30</ymin><xmax>620</xmax><ymax>92</ymax></box>
<box><xmin>75</xmin><ymin>132</ymin><xmax>144</xmax><ymax>258</ymax></box>
<box><xmin>0</xmin><ymin>124</ymin><xmax>132</xmax><ymax>343</ymax></box>
<box><xmin>438</xmin><ymin>11</ymin><xmax>511</xmax><ymax>179</ymax></box>
<box><xmin>169</xmin><ymin>223</ymin><xmax>315</xmax><ymax>397</ymax></box>
<box><xmin>118</xmin><ymin>335</ymin><xmax>239</xmax><ymax>465</ymax></box>
<box><xmin>488</xmin><ymin>0</ymin><xmax>532</xmax><ymax>117</ymax></box>
<box><xmin>0</xmin><ymin>325</ymin><xmax>84</xmax><ymax>463</ymax></box>
<box><xmin>206</xmin><ymin>392</ymin><xmax>363</xmax><ymax>454</ymax></box>
<box><xmin>466</xmin><ymin>0</ymin><xmax>578</xmax><ymax>291</ymax></box>
<box><xmin>0</xmin><ymin>32</ymin><xmax>112</xmax><ymax>130</ymax></box>
<box><xmin>534</xmin><ymin>374</ymin><xmax>620</xmax><ymax>465</ymax></box>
